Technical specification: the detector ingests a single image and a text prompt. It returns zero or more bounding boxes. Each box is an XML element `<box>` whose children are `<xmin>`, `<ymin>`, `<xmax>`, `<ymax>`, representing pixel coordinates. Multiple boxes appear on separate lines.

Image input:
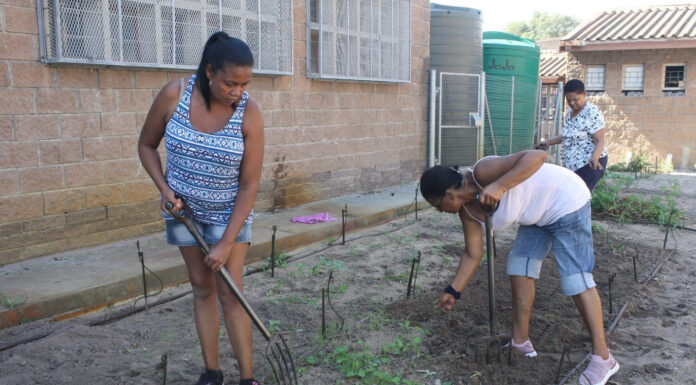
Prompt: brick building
<box><xmin>560</xmin><ymin>4</ymin><xmax>696</xmax><ymax>170</ymax></box>
<box><xmin>0</xmin><ymin>0</ymin><xmax>431</xmax><ymax>264</ymax></box>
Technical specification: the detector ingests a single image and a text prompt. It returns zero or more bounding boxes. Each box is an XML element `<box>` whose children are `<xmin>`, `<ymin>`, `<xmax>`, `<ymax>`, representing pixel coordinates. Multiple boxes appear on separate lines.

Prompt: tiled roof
<box><xmin>539</xmin><ymin>54</ymin><xmax>567</xmax><ymax>78</ymax></box>
<box><xmin>563</xmin><ymin>4</ymin><xmax>696</xmax><ymax>42</ymax></box>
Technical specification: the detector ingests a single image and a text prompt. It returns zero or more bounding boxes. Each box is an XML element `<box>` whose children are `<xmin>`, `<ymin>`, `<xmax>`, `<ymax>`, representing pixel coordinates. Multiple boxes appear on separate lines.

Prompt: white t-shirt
<box><xmin>491</xmin><ymin>163</ymin><xmax>591</xmax><ymax>231</ymax></box>
<box><xmin>561</xmin><ymin>102</ymin><xmax>608</xmax><ymax>171</ymax></box>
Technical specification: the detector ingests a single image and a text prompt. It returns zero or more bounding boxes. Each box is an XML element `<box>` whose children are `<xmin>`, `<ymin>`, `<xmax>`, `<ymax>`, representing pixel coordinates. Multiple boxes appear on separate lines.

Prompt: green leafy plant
<box><xmin>268</xmin><ymin>320</ymin><xmax>281</xmax><ymax>333</ymax></box>
<box><xmin>591</xmin><ymin>173</ymin><xmax>683</xmax><ymax>226</ymax></box>
<box><xmin>591</xmin><ymin>222</ymin><xmax>606</xmax><ymax>233</ymax></box>
<box><xmin>0</xmin><ymin>293</ymin><xmax>24</xmax><ymax>309</ymax></box>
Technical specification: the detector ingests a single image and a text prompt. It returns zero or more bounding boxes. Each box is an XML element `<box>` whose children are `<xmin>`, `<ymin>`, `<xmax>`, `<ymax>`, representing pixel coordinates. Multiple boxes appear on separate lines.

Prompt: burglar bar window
<box><xmin>663</xmin><ymin>64</ymin><xmax>685</xmax><ymax>96</ymax></box>
<box><xmin>622</xmin><ymin>64</ymin><xmax>643</xmax><ymax>96</ymax></box>
<box><xmin>37</xmin><ymin>0</ymin><xmax>293</xmax><ymax>74</ymax></box>
<box><xmin>307</xmin><ymin>0</ymin><xmax>411</xmax><ymax>82</ymax></box>
<box><xmin>585</xmin><ymin>65</ymin><xmax>605</xmax><ymax>94</ymax></box>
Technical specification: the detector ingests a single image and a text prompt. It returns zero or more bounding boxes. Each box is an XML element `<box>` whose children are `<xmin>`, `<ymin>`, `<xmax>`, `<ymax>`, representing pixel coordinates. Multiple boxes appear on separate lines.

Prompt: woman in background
<box><xmin>536</xmin><ymin>79</ymin><xmax>608</xmax><ymax>191</ymax></box>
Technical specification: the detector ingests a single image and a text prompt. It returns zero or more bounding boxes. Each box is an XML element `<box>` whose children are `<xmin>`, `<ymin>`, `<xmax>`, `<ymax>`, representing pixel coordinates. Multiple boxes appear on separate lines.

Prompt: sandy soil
<box><xmin>1</xmin><ymin>172</ymin><xmax>695</xmax><ymax>385</ymax></box>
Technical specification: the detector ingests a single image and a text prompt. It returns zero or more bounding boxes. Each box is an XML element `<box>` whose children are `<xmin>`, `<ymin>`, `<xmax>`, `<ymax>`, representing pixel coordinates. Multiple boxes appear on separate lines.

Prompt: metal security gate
<box><xmin>434</xmin><ymin>71</ymin><xmax>485</xmax><ymax>167</ymax></box>
<box><xmin>535</xmin><ymin>82</ymin><xmax>565</xmax><ymax>164</ymax></box>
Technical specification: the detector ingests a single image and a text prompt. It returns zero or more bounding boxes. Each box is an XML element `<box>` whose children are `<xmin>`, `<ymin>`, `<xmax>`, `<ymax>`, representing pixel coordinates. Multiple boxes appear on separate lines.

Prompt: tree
<box><xmin>504</xmin><ymin>12</ymin><xmax>580</xmax><ymax>41</ymax></box>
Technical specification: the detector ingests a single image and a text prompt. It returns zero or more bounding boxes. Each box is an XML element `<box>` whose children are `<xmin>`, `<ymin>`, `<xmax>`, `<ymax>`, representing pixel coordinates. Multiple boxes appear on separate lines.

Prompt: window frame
<box><xmin>585</xmin><ymin>64</ymin><xmax>605</xmax><ymax>93</ymax></box>
<box><xmin>37</xmin><ymin>0</ymin><xmax>293</xmax><ymax>75</ymax></box>
<box><xmin>622</xmin><ymin>64</ymin><xmax>644</xmax><ymax>96</ymax></box>
<box><xmin>662</xmin><ymin>63</ymin><xmax>686</xmax><ymax>91</ymax></box>
<box><xmin>306</xmin><ymin>0</ymin><xmax>412</xmax><ymax>83</ymax></box>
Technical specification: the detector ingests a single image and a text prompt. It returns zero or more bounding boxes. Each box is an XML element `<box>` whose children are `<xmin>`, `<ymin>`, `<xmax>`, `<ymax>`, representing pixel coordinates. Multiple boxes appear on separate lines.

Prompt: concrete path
<box><xmin>0</xmin><ymin>182</ymin><xmax>425</xmax><ymax>329</ymax></box>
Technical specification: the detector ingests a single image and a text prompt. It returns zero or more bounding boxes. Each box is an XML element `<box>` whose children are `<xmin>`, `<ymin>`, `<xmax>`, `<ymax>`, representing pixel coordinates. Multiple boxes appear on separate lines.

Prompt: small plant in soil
<box><xmin>592</xmin><ymin>173</ymin><xmax>683</xmax><ymax>225</ymax></box>
<box><xmin>268</xmin><ymin>320</ymin><xmax>281</xmax><ymax>333</ymax></box>
<box><xmin>591</xmin><ymin>222</ymin><xmax>606</xmax><ymax>233</ymax></box>
<box><xmin>0</xmin><ymin>292</ymin><xmax>25</xmax><ymax>309</ymax></box>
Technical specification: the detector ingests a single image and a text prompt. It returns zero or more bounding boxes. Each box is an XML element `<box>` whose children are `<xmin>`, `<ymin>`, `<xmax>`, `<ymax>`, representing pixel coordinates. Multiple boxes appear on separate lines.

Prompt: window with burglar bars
<box><xmin>622</xmin><ymin>64</ymin><xmax>644</xmax><ymax>96</ymax></box>
<box><xmin>306</xmin><ymin>0</ymin><xmax>411</xmax><ymax>82</ymax></box>
<box><xmin>663</xmin><ymin>64</ymin><xmax>685</xmax><ymax>96</ymax></box>
<box><xmin>585</xmin><ymin>65</ymin><xmax>605</xmax><ymax>93</ymax></box>
<box><xmin>37</xmin><ymin>0</ymin><xmax>293</xmax><ymax>74</ymax></box>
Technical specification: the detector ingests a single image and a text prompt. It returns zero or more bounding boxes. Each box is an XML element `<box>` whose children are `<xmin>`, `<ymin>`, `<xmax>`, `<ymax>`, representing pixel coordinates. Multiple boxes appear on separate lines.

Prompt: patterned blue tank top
<box><xmin>163</xmin><ymin>75</ymin><xmax>253</xmax><ymax>225</ymax></box>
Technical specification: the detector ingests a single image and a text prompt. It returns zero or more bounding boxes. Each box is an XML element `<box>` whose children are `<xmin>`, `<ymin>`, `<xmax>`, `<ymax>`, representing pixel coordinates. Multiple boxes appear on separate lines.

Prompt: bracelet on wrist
<box><xmin>443</xmin><ymin>285</ymin><xmax>461</xmax><ymax>300</ymax></box>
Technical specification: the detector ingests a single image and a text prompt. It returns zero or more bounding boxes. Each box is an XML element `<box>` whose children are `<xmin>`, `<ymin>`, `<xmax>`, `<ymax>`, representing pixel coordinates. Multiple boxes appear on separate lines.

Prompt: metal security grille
<box><xmin>537</xmin><ymin>82</ymin><xmax>564</xmax><ymax>164</ymax></box>
<box><xmin>306</xmin><ymin>0</ymin><xmax>411</xmax><ymax>82</ymax></box>
<box><xmin>437</xmin><ymin>72</ymin><xmax>483</xmax><ymax>167</ymax></box>
<box><xmin>37</xmin><ymin>0</ymin><xmax>293</xmax><ymax>74</ymax></box>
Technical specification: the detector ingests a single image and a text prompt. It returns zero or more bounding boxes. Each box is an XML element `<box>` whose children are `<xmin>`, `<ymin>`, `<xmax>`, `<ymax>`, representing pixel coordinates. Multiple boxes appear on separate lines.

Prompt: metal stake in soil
<box><xmin>161</xmin><ymin>354</ymin><xmax>168</xmax><ymax>385</ymax></box>
<box><xmin>406</xmin><ymin>250</ymin><xmax>422</xmax><ymax>299</ymax></box>
<box><xmin>271</xmin><ymin>225</ymin><xmax>277</xmax><ymax>277</ymax></box>
<box><xmin>342</xmin><ymin>204</ymin><xmax>347</xmax><ymax>245</ymax></box>
<box><xmin>137</xmin><ymin>241</ymin><xmax>148</xmax><ymax>310</ymax></box>
<box><xmin>608</xmin><ymin>273</ymin><xmax>616</xmax><ymax>314</ymax></box>
<box><xmin>632</xmin><ymin>254</ymin><xmax>638</xmax><ymax>282</ymax></box>
<box><xmin>321</xmin><ymin>288</ymin><xmax>326</xmax><ymax>339</ymax></box>
<box><xmin>414</xmin><ymin>183</ymin><xmax>419</xmax><ymax>221</ymax></box>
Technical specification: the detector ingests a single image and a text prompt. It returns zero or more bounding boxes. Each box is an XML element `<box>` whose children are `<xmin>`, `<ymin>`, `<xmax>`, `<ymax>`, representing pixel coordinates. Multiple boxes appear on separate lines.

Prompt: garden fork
<box><xmin>473</xmin><ymin>195</ymin><xmax>512</xmax><ymax>364</ymax></box>
<box><xmin>165</xmin><ymin>200</ymin><xmax>298</xmax><ymax>385</ymax></box>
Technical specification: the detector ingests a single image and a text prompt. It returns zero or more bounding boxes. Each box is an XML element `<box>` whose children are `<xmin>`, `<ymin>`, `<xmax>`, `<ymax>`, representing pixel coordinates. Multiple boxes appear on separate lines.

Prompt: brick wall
<box><xmin>567</xmin><ymin>48</ymin><xmax>696</xmax><ymax>170</ymax></box>
<box><xmin>0</xmin><ymin>0</ymin><xmax>430</xmax><ymax>264</ymax></box>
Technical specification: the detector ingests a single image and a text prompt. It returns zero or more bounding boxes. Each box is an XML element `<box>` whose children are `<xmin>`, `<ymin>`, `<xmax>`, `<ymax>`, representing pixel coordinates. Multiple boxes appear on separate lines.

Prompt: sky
<box><xmin>430</xmin><ymin>0</ymin><xmax>685</xmax><ymax>31</ymax></box>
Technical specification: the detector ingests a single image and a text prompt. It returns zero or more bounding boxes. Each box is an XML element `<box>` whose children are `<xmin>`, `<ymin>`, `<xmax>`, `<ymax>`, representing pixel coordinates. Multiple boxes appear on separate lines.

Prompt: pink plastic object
<box><xmin>291</xmin><ymin>212</ymin><xmax>337</xmax><ymax>224</ymax></box>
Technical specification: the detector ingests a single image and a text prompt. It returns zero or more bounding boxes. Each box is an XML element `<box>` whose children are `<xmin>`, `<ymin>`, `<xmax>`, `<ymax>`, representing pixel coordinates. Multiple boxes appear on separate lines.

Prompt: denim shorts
<box><xmin>166</xmin><ymin>220</ymin><xmax>252</xmax><ymax>246</ymax></box>
<box><xmin>506</xmin><ymin>202</ymin><xmax>595</xmax><ymax>296</ymax></box>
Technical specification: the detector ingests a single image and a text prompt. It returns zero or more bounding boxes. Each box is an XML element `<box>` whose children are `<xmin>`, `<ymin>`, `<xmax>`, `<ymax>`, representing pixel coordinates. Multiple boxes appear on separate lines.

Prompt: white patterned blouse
<box><xmin>561</xmin><ymin>101</ymin><xmax>608</xmax><ymax>171</ymax></box>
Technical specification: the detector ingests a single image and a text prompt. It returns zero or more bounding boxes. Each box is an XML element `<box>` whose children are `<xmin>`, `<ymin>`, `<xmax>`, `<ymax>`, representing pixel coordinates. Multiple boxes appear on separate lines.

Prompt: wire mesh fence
<box><xmin>38</xmin><ymin>0</ymin><xmax>293</xmax><ymax>73</ymax></box>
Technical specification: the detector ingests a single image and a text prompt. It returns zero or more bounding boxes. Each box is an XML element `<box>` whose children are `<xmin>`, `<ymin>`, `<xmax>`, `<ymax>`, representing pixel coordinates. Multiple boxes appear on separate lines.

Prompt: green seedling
<box><xmin>385</xmin><ymin>268</ymin><xmax>409</xmax><ymax>283</ymax></box>
<box><xmin>331</xmin><ymin>283</ymin><xmax>348</xmax><ymax>294</ymax></box>
<box><xmin>327</xmin><ymin>237</ymin><xmax>338</xmax><ymax>245</ymax></box>
<box><xmin>268</xmin><ymin>320</ymin><xmax>281</xmax><ymax>333</ymax></box>
<box><xmin>291</xmin><ymin>262</ymin><xmax>306</xmax><ymax>278</ymax></box>
<box><xmin>0</xmin><ymin>293</ymin><xmax>25</xmax><ymax>309</ymax></box>
<box><xmin>591</xmin><ymin>222</ymin><xmax>606</xmax><ymax>233</ymax></box>
<box><xmin>349</xmin><ymin>248</ymin><xmax>364</xmax><ymax>256</ymax></box>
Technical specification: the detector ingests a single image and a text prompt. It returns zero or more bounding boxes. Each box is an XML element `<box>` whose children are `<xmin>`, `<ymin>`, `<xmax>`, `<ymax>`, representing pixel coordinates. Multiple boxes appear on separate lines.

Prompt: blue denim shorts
<box><xmin>506</xmin><ymin>202</ymin><xmax>595</xmax><ymax>296</ymax></box>
<box><xmin>166</xmin><ymin>220</ymin><xmax>252</xmax><ymax>246</ymax></box>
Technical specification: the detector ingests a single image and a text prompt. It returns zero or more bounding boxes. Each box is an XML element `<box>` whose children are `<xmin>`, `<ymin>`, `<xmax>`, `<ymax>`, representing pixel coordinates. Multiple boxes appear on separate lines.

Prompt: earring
<box><xmin>208</xmin><ymin>80</ymin><xmax>212</xmax><ymax>87</ymax></box>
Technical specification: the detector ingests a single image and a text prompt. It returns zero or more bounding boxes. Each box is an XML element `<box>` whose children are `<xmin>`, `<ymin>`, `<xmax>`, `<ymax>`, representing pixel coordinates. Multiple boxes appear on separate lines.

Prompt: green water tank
<box><xmin>482</xmin><ymin>31</ymin><xmax>540</xmax><ymax>156</ymax></box>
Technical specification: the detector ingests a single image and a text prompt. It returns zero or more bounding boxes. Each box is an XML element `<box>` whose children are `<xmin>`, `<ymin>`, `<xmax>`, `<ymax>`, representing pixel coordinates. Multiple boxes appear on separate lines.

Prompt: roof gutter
<box><xmin>561</xmin><ymin>39</ymin><xmax>696</xmax><ymax>52</ymax></box>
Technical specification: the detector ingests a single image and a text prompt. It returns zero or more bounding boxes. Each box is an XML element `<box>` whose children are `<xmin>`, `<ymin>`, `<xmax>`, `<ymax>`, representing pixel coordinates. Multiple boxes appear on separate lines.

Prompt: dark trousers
<box><xmin>575</xmin><ymin>155</ymin><xmax>608</xmax><ymax>191</ymax></box>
